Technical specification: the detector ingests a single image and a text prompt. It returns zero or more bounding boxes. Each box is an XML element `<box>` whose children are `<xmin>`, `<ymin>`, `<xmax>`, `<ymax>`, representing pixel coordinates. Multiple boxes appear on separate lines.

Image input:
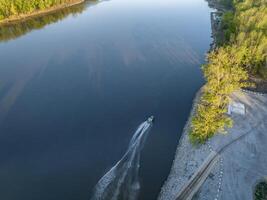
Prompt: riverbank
<box><xmin>158</xmin><ymin>89</ymin><xmax>214</xmax><ymax>200</ymax></box>
<box><xmin>0</xmin><ymin>0</ymin><xmax>85</xmax><ymax>26</ymax></box>
<box><xmin>193</xmin><ymin>91</ymin><xmax>267</xmax><ymax>200</ymax></box>
<box><xmin>208</xmin><ymin>0</ymin><xmax>267</xmax><ymax>93</ymax></box>
<box><xmin>158</xmin><ymin>2</ymin><xmax>225</xmax><ymax>198</ymax></box>
<box><xmin>158</xmin><ymin>89</ymin><xmax>267</xmax><ymax>200</ymax></box>
<box><xmin>158</xmin><ymin>0</ymin><xmax>267</xmax><ymax>199</ymax></box>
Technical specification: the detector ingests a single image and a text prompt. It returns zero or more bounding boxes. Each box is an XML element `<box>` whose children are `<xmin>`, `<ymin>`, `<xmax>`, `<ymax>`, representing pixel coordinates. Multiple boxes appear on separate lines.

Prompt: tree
<box><xmin>190</xmin><ymin>0</ymin><xmax>266</xmax><ymax>143</ymax></box>
<box><xmin>190</xmin><ymin>46</ymin><xmax>250</xmax><ymax>143</ymax></box>
<box><xmin>0</xmin><ymin>0</ymin><xmax>82</xmax><ymax>21</ymax></box>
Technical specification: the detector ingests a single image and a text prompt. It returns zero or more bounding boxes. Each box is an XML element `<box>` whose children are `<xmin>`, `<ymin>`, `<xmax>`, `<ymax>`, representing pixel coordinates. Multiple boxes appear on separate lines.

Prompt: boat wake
<box><xmin>90</xmin><ymin>116</ymin><xmax>154</xmax><ymax>200</ymax></box>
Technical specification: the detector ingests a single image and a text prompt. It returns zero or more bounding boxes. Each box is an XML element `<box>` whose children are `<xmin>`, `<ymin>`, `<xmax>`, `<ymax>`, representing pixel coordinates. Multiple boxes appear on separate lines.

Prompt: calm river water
<box><xmin>0</xmin><ymin>0</ymin><xmax>212</xmax><ymax>199</ymax></box>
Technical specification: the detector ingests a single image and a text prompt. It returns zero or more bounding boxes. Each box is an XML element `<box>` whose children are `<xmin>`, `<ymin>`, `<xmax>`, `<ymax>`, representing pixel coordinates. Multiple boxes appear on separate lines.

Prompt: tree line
<box><xmin>0</xmin><ymin>0</ymin><xmax>82</xmax><ymax>21</ymax></box>
<box><xmin>0</xmin><ymin>2</ymin><xmax>86</xmax><ymax>41</ymax></box>
<box><xmin>190</xmin><ymin>0</ymin><xmax>267</xmax><ymax>143</ymax></box>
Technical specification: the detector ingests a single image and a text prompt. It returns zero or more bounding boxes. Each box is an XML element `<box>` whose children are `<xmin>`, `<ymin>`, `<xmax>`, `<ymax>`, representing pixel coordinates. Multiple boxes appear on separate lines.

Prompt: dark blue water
<box><xmin>0</xmin><ymin>0</ymin><xmax>212</xmax><ymax>199</ymax></box>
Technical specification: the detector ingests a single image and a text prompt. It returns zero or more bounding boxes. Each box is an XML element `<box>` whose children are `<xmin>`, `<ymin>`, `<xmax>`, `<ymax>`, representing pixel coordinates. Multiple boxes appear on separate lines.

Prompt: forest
<box><xmin>0</xmin><ymin>3</ymin><xmax>86</xmax><ymax>41</ymax></box>
<box><xmin>0</xmin><ymin>0</ymin><xmax>82</xmax><ymax>21</ymax></box>
<box><xmin>190</xmin><ymin>0</ymin><xmax>267</xmax><ymax>143</ymax></box>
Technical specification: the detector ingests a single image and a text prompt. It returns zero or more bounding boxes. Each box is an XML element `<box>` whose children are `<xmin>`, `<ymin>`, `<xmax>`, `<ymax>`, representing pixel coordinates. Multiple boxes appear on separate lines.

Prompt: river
<box><xmin>0</xmin><ymin>0</ymin><xmax>212</xmax><ymax>199</ymax></box>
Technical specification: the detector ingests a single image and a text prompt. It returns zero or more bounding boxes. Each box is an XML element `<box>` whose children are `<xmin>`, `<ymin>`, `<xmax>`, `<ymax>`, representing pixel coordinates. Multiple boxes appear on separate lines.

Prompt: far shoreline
<box><xmin>0</xmin><ymin>0</ymin><xmax>85</xmax><ymax>26</ymax></box>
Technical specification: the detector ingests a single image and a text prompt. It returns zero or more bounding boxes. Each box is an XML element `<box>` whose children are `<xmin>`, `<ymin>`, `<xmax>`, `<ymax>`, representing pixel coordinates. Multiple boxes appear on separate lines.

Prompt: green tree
<box><xmin>190</xmin><ymin>0</ymin><xmax>266</xmax><ymax>143</ymax></box>
<box><xmin>190</xmin><ymin>46</ymin><xmax>251</xmax><ymax>143</ymax></box>
<box><xmin>0</xmin><ymin>0</ymin><xmax>83</xmax><ymax>21</ymax></box>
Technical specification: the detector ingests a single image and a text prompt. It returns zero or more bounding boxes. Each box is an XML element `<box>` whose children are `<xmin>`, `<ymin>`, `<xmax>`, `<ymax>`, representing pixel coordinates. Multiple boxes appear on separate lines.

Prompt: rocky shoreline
<box><xmin>158</xmin><ymin>85</ymin><xmax>267</xmax><ymax>200</ymax></box>
<box><xmin>158</xmin><ymin>1</ymin><xmax>224</xmax><ymax>199</ymax></box>
<box><xmin>157</xmin><ymin>89</ymin><xmax>214</xmax><ymax>200</ymax></box>
<box><xmin>158</xmin><ymin>0</ymin><xmax>267</xmax><ymax>198</ymax></box>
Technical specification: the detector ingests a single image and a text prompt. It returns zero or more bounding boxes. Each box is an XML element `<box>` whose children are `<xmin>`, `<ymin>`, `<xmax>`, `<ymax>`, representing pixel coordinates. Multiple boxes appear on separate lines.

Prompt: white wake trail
<box><xmin>91</xmin><ymin>117</ymin><xmax>154</xmax><ymax>200</ymax></box>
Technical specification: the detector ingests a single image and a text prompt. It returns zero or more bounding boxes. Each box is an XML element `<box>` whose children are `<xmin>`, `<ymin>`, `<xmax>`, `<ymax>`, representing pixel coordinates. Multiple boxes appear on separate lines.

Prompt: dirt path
<box><xmin>158</xmin><ymin>91</ymin><xmax>267</xmax><ymax>200</ymax></box>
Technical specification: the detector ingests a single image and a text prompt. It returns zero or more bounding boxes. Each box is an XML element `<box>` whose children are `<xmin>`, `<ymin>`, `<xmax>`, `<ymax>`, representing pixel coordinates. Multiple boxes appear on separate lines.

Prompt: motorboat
<box><xmin>147</xmin><ymin>116</ymin><xmax>154</xmax><ymax>123</ymax></box>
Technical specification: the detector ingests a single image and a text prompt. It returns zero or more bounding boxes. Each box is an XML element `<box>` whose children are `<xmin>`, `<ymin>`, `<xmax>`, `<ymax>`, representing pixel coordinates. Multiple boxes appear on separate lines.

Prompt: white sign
<box><xmin>228</xmin><ymin>102</ymin><xmax>246</xmax><ymax>115</ymax></box>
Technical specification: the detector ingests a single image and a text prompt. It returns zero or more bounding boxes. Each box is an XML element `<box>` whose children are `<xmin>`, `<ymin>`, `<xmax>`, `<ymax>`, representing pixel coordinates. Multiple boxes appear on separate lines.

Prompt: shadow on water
<box><xmin>0</xmin><ymin>0</ymin><xmax>99</xmax><ymax>42</ymax></box>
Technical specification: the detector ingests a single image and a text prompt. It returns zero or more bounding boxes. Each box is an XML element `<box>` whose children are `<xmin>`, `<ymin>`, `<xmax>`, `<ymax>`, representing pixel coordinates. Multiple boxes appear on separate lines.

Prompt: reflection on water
<box><xmin>0</xmin><ymin>0</ymin><xmax>98</xmax><ymax>42</ymax></box>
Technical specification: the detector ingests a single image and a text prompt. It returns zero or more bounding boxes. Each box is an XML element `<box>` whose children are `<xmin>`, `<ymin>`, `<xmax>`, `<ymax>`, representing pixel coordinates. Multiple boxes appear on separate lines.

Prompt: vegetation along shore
<box><xmin>190</xmin><ymin>0</ymin><xmax>266</xmax><ymax>143</ymax></box>
<box><xmin>159</xmin><ymin>0</ymin><xmax>266</xmax><ymax>199</ymax></box>
<box><xmin>0</xmin><ymin>0</ymin><xmax>85</xmax><ymax>25</ymax></box>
